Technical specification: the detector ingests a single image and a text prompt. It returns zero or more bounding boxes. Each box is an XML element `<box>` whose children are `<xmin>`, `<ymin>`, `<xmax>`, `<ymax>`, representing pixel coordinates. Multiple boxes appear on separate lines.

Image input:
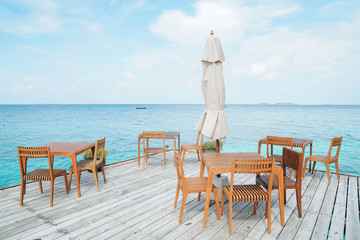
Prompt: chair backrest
<box><xmin>282</xmin><ymin>147</ymin><xmax>302</xmax><ymax>180</ymax></box>
<box><xmin>93</xmin><ymin>137</ymin><xmax>106</xmax><ymax>164</ymax></box>
<box><xmin>195</xmin><ymin>131</ymin><xmax>205</xmax><ymax>148</ymax></box>
<box><xmin>230</xmin><ymin>158</ymin><xmax>275</xmax><ymax>195</ymax></box>
<box><xmin>266</xmin><ymin>136</ymin><xmax>293</xmax><ymax>157</ymax></box>
<box><xmin>18</xmin><ymin>146</ymin><xmax>53</xmax><ymax>178</ymax></box>
<box><xmin>143</xmin><ymin>131</ymin><xmax>165</xmax><ymax>149</ymax></box>
<box><xmin>326</xmin><ymin>136</ymin><xmax>343</xmax><ymax>162</ymax></box>
<box><xmin>174</xmin><ymin>151</ymin><xmax>186</xmax><ymax>188</ymax></box>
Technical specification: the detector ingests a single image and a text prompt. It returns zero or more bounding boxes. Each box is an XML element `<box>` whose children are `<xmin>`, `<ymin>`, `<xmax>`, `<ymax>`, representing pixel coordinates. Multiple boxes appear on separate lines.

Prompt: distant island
<box><xmin>259</xmin><ymin>102</ymin><xmax>296</xmax><ymax>105</ymax></box>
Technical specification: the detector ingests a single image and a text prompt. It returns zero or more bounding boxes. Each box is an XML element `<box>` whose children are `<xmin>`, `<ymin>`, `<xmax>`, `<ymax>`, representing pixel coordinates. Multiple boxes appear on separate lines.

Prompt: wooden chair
<box><xmin>180</xmin><ymin>131</ymin><xmax>204</xmax><ymax>163</ymax></box>
<box><xmin>18</xmin><ymin>146</ymin><xmax>69</xmax><ymax>207</ymax></box>
<box><xmin>143</xmin><ymin>131</ymin><xmax>166</xmax><ymax>169</ymax></box>
<box><xmin>266</xmin><ymin>136</ymin><xmax>293</xmax><ymax>177</ymax></box>
<box><xmin>256</xmin><ymin>147</ymin><xmax>303</xmax><ymax>218</ymax></box>
<box><xmin>221</xmin><ymin>158</ymin><xmax>275</xmax><ymax>235</ymax></box>
<box><xmin>173</xmin><ymin>151</ymin><xmax>220</xmax><ymax>223</ymax></box>
<box><xmin>68</xmin><ymin>137</ymin><xmax>106</xmax><ymax>191</ymax></box>
<box><xmin>303</xmin><ymin>137</ymin><xmax>342</xmax><ymax>184</ymax></box>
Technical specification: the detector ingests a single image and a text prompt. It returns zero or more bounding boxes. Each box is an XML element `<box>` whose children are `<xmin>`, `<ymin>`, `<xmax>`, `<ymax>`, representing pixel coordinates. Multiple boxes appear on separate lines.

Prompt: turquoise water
<box><xmin>1</xmin><ymin>104</ymin><xmax>359</xmax><ymax>188</ymax></box>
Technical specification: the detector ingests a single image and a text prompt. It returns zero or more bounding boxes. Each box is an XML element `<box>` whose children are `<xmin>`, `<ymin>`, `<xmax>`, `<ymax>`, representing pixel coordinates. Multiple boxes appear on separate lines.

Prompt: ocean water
<box><xmin>1</xmin><ymin>104</ymin><xmax>359</xmax><ymax>188</ymax></box>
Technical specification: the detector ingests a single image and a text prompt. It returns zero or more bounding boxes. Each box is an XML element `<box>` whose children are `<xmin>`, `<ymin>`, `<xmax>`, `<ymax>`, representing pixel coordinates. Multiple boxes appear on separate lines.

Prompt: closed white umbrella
<box><xmin>195</xmin><ymin>31</ymin><xmax>229</xmax><ymax>142</ymax></box>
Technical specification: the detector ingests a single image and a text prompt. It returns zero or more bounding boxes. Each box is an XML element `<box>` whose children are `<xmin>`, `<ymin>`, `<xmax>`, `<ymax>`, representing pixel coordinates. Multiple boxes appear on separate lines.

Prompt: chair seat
<box><xmin>223</xmin><ymin>185</ymin><xmax>268</xmax><ymax>202</ymax></box>
<box><xmin>76</xmin><ymin>159</ymin><xmax>102</xmax><ymax>169</ymax></box>
<box><xmin>269</xmin><ymin>154</ymin><xmax>282</xmax><ymax>162</ymax></box>
<box><xmin>256</xmin><ymin>174</ymin><xmax>296</xmax><ymax>189</ymax></box>
<box><xmin>181</xmin><ymin>144</ymin><xmax>200</xmax><ymax>150</ymax></box>
<box><xmin>306</xmin><ymin>155</ymin><xmax>337</xmax><ymax>163</ymax></box>
<box><xmin>24</xmin><ymin>169</ymin><xmax>66</xmax><ymax>181</ymax></box>
<box><xmin>144</xmin><ymin>147</ymin><xmax>165</xmax><ymax>153</ymax></box>
<box><xmin>184</xmin><ymin>177</ymin><xmax>208</xmax><ymax>191</ymax></box>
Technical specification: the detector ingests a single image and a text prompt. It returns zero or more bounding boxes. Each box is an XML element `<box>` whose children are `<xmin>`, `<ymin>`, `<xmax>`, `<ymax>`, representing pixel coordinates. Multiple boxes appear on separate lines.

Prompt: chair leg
<box><xmin>20</xmin><ymin>180</ymin><xmax>25</xmax><ymax>206</ymax></box>
<box><xmin>143</xmin><ymin>152</ymin><xmax>146</xmax><ymax>170</ymax></box>
<box><xmin>64</xmin><ymin>173</ymin><xmax>69</xmax><ymax>194</ymax></box>
<box><xmin>50</xmin><ymin>180</ymin><xmax>54</xmax><ymax>207</ymax></box>
<box><xmin>196</xmin><ymin>150</ymin><xmax>200</xmax><ymax>161</ymax></box>
<box><xmin>312</xmin><ymin>161</ymin><xmax>317</xmax><ymax>174</ymax></box>
<box><xmin>213</xmin><ymin>187</ymin><xmax>221</xmax><ymax>220</ymax></box>
<box><xmin>335</xmin><ymin>161</ymin><xmax>340</xmax><ymax>180</ymax></box>
<box><xmin>296</xmin><ymin>188</ymin><xmax>302</xmax><ymax>218</ymax></box>
<box><xmin>92</xmin><ymin>167</ymin><xmax>100</xmax><ymax>191</ymax></box>
<box><xmin>221</xmin><ymin>189</ymin><xmax>225</xmax><ymax>216</ymax></box>
<box><xmin>38</xmin><ymin>180</ymin><xmax>43</xmax><ymax>193</ymax></box>
<box><xmin>198</xmin><ymin>192</ymin><xmax>201</xmax><ymax>201</ymax></box>
<box><xmin>174</xmin><ymin>184</ymin><xmax>180</xmax><ymax>208</ymax></box>
<box><xmin>303</xmin><ymin>158</ymin><xmax>309</xmax><ymax>178</ymax></box>
<box><xmin>325</xmin><ymin>164</ymin><xmax>331</xmax><ymax>184</ymax></box>
<box><xmin>179</xmin><ymin>193</ymin><xmax>188</xmax><ymax>223</ymax></box>
<box><xmin>253</xmin><ymin>202</ymin><xmax>258</xmax><ymax>214</ymax></box>
<box><xmin>289</xmin><ymin>168</ymin><xmax>292</xmax><ymax>178</ymax></box>
<box><xmin>229</xmin><ymin>199</ymin><xmax>233</xmax><ymax>235</ymax></box>
<box><xmin>101</xmin><ymin>164</ymin><xmax>106</xmax><ymax>183</ymax></box>
<box><xmin>267</xmin><ymin>199</ymin><xmax>271</xmax><ymax>234</ymax></box>
<box><xmin>68</xmin><ymin>166</ymin><xmax>73</xmax><ymax>190</ymax></box>
<box><xmin>163</xmin><ymin>151</ymin><xmax>166</xmax><ymax>170</ymax></box>
<box><xmin>284</xmin><ymin>189</ymin><xmax>287</xmax><ymax>205</ymax></box>
<box><xmin>182</xmin><ymin>150</ymin><xmax>186</xmax><ymax>163</ymax></box>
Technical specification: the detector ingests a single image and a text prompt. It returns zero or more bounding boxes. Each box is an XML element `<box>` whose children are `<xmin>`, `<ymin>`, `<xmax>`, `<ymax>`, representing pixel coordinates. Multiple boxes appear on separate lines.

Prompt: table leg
<box><xmin>203</xmin><ymin>172</ymin><xmax>214</xmax><ymax>227</ymax></box>
<box><xmin>301</xmin><ymin>146</ymin><xmax>307</xmax><ymax>173</ymax></box>
<box><xmin>71</xmin><ymin>153</ymin><xmax>81</xmax><ymax>197</ymax></box>
<box><xmin>173</xmin><ymin>136</ymin><xmax>176</xmax><ymax>167</ymax></box>
<box><xmin>308</xmin><ymin>143</ymin><xmax>313</xmax><ymax>172</ymax></box>
<box><xmin>138</xmin><ymin>135</ymin><xmax>140</xmax><ymax>166</ymax></box>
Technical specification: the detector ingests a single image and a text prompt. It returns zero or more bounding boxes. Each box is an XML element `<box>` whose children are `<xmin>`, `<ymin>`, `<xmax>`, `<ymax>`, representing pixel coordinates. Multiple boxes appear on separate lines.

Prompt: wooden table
<box><xmin>41</xmin><ymin>142</ymin><xmax>95</xmax><ymax>198</ymax></box>
<box><xmin>258</xmin><ymin>137</ymin><xmax>313</xmax><ymax>172</ymax></box>
<box><xmin>137</xmin><ymin>132</ymin><xmax>180</xmax><ymax>166</ymax></box>
<box><xmin>201</xmin><ymin>152</ymin><xmax>285</xmax><ymax>228</ymax></box>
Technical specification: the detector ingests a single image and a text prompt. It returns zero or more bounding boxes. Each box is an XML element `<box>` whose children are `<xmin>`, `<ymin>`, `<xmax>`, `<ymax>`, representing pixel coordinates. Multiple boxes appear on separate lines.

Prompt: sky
<box><xmin>0</xmin><ymin>0</ymin><xmax>359</xmax><ymax>104</ymax></box>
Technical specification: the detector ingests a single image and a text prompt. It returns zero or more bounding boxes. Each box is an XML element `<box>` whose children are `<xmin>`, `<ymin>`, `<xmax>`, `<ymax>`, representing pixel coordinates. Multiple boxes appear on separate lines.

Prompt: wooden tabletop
<box><xmin>203</xmin><ymin>152</ymin><xmax>266</xmax><ymax>171</ymax></box>
<box><xmin>41</xmin><ymin>142</ymin><xmax>95</xmax><ymax>155</ymax></box>
<box><xmin>258</xmin><ymin>137</ymin><xmax>312</xmax><ymax>148</ymax></box>
<box><xmin>138</xmin><ymin>132</ymin><xmax>179</xmax><ymax>139</ymax></box>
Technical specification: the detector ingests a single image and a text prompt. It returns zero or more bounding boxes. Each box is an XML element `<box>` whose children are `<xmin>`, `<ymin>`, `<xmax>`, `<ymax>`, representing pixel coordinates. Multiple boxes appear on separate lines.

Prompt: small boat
<box><xmin>136</xmin><ymin>106</ymin><xmax>146</xmax><ymax>109</ymax></box>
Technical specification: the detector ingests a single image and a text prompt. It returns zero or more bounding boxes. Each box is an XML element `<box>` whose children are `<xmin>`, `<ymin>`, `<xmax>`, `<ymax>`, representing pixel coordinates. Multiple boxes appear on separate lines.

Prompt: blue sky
<box><xmin>0</xmin><ymin>0</ymin><xmax>359</xmax><ymax>104</ymax></box>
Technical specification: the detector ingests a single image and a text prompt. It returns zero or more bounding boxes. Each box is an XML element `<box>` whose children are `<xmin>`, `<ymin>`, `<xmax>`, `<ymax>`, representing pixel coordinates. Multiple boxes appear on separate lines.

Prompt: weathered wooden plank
<box><xmin>276</xmin><ymin>172</ymin><xmax>323</xmax><ymax>240</ymax></box>
<box><xmin>311</xmin><ymin>174</ymin><xmax>339</xmax><ymax>240</ymax></box>
<box><xmin>345</xmin><ymin>176</ymin><xmax>360</xmax><ymax>240</ymax></box>
<box><xmin>245</xmin><ymin>171</ymin><xmax>314</xmax><ymax>240</ymax></box>
<box><xmin>294</xmin><ymin>171</ymin><xmax>329</xmax><ymax>239</ymax></box>
<box><xmin>328</xmin><ymin>175</ymin><xmax>348</xmax><ymax>240</ymax></box>
<box><xmin>1</xmin><ymin>152</ymin><xmax>359</xmax><ymax>240</ymax></box>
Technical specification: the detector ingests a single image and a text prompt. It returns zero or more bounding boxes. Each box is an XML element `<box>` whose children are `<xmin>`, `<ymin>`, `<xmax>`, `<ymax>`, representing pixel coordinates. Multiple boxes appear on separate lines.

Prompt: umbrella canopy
<box><xmin>195</xmin><ymin>32</ymin><xmax>229</xmax><ymax>140</ymax></box>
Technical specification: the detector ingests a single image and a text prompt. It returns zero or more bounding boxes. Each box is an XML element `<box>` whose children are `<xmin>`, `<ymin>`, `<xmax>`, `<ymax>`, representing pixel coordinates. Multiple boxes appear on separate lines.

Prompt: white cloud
<box><xmin>0</xmin><ymin>0</ymin><xmax>63</xmax><ymax>34</ymax></box>
<box><xmin>150</xmin><ymin>0</ymin><xmax>301</xmax><ymax>45</ymax></box>
<box><xmin>81</xmin><ymin>21</ymin><xmax>104</xmax><ymax>31</ymax></box>
<box><xmin>110</xmin><ymin>0</ymin><xmax>147</xmax><ymax>10</ymax></box>
<box><xmin>123</xmin><ymin>71</ymin><xmax>136</xmax><ymax>80</ymax></box>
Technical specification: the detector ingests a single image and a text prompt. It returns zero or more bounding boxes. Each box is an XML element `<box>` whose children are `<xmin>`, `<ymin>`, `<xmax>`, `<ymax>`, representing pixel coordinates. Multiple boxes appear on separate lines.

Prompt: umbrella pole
<box><xmin>216</xmin><ymin>139</ymin><xmax>221</xmax><ymax>177</ymax></box>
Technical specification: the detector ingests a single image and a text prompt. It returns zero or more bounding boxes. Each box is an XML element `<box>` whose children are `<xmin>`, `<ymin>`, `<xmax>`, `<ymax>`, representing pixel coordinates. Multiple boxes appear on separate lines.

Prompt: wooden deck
<box><xmin>1</xmin><ymin>152</ymin><xmax>359</xmax><ymax>240</ymax></box>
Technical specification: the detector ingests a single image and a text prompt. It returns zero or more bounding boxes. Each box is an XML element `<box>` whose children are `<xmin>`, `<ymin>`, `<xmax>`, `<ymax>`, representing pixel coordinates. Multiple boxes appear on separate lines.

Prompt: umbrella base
<box><xmin>211</xmin><ymin>175</ymin><xmax>229</xmax><ymax>202</ymax></box>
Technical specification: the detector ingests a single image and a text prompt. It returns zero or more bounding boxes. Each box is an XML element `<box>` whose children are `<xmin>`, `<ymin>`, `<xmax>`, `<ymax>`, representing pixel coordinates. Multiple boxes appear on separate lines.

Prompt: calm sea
<box><xmin>1</xmin><ymin>104</ymin><xmax>359</xmax><ymax>188</ymax></box>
